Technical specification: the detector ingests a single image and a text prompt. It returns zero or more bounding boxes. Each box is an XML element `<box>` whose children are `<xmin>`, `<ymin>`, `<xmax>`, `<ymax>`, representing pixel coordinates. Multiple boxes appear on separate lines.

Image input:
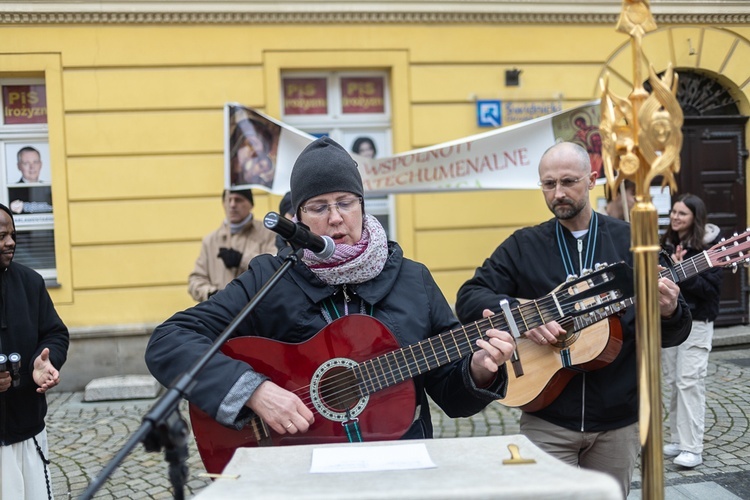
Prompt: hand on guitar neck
<box><xmin>510</xmin><ymin>275</ymin><xmax>681</xmax><ymax>348</ymax></box>
<box><xmin>656</xmin><ymin>275</ymin><xmax>681</xmax><ymax>318</ymax></box>
<box><xmin>510</xmin><ymin>312</ymin><xmax>566</xmax><ymax>347</ymax></box>
<box><xmin>470</xmin><ymin>312</ymin><xmax>517</xmax><ymax>387</ymax></box>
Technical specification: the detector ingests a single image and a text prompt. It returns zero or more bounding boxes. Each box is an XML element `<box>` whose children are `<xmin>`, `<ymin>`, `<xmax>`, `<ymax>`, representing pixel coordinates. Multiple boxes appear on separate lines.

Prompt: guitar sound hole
<box><xmin>318</xmin><ymin>367</ymin><xmax>361</xmax><ymax>412</ymax></box>
<box><xmin>553</xmin><ymin>330</ymin><xmax>580</xmax><ymax>349</ymax></box>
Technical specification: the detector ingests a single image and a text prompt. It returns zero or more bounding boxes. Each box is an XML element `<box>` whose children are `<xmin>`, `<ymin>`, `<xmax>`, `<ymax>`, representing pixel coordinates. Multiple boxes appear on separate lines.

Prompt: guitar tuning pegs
<box><xmin>565</xmin><ymin>274</ymin><xmax>578</xmax><ymax>282</ymax></box>
<box><xmin>581</xmin><ymin>268</ymin><xmax>593</xmax><ymax>276</ymax></box>
<box><xmin>594</xmin><ymin>262</ymin><xmax>609</xmax><ymax>270</ymax></box>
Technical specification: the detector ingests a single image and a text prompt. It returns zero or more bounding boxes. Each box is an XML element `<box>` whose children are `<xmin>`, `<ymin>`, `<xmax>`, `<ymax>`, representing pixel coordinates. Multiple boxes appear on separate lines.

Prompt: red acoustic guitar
<box><xmin>189</xmin><ymin>262</ymin><xmax>633</xmax><ymax>474</ymax></box>
<box><xmin>500</xmin><ymin>229</ymin><xmax>750</xmax><ymax>412</ymax></box>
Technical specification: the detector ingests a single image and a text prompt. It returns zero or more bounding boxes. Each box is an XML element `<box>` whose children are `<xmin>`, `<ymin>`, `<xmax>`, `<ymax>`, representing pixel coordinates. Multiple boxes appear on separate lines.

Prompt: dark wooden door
<box><xmin>678</xmin><ymin>116</ymin><xmax>749</xmax><ymax>326</ymax></box>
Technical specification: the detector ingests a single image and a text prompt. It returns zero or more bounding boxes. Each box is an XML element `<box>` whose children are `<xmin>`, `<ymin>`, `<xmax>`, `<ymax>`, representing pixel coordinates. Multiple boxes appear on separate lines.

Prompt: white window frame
<box><xmin>281</xmin><ymin>70</ymin><xmax>396</xmax><ymax>239</ymax></box>
<box><xmin>0</xmin><ymin>77</ymin><xmax>56</xmax><ymax>283</ymax></box>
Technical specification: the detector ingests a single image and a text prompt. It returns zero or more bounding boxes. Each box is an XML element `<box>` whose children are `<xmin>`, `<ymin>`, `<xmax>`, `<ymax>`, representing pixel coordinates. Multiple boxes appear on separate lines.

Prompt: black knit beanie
<box><xmin>290</xmin><ymin>137</ymin><xmax>364</xmax><ymax>213</ymax></box>
<box><xmin>224</xmin><ymin>188</ymin><xmax>254</xmax><ymax>206</ymax></box>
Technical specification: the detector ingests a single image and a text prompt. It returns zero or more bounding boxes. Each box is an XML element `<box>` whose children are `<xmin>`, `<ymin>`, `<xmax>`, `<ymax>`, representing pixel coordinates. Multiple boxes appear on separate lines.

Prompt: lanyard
<box><xmin>555</xmin><ymin>211</ymin><xmax>598</xmax><ymax>277</ymax></box>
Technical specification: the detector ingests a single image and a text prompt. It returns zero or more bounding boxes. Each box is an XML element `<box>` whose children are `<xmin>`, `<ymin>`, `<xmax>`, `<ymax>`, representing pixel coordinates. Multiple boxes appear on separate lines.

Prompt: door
<box><xmin>679</xmin><ymin>116</ymin><xmax>749</xmax><ymax>326</ymax></box>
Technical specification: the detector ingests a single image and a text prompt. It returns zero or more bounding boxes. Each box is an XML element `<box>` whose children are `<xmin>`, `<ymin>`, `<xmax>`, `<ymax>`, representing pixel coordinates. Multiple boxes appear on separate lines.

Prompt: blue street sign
<box><xmin>477</xmin><ymin>100</ymin><xmax>501</xmax><ymax>127</ymax></box>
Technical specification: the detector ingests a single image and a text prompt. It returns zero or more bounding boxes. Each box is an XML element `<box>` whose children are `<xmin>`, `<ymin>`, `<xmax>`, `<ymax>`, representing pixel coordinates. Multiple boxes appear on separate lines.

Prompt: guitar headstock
<box><xmin>707</xmin><ymin>229</ymin><xmax>750</xmax><ymax>272</ymax></box>
<box><xmin>556</xmin><ymin>262</ymin><xmax>634</xmax><ymax>318</ymax></box>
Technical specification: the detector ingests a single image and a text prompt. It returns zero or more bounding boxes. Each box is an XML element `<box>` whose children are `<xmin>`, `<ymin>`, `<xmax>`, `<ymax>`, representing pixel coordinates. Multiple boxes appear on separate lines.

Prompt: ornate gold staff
<box><xmin>599</xmin><ymin>1</ymin><xmax>683</xmax><ymax>498</ymax></box>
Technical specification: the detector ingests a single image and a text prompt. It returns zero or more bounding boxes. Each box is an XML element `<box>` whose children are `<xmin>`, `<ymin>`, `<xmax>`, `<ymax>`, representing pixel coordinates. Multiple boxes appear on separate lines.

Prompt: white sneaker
<box><xmin>674</xmin><ymin>451</ymin><xmax>702</xmax><ymax>468</ymax></box>
<box><xmin>663</xmin><ymin>443</ymin><xmax>681</xmax><ymax>457</ymax></box>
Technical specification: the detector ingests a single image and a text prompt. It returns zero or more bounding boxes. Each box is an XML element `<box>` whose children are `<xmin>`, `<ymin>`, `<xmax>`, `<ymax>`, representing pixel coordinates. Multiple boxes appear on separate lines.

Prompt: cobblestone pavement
<box><xmin>47</xmin><ymin>345</ymin><xmax>750</xmax><ymax>499</ymax></box>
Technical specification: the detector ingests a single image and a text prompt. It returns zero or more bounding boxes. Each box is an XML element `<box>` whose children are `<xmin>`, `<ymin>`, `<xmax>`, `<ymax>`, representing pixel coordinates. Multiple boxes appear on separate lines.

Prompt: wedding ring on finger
<box><xmin>285</xmin><ymin>422</ymin><xmax>293</xmax><ymax>429</ymax></box>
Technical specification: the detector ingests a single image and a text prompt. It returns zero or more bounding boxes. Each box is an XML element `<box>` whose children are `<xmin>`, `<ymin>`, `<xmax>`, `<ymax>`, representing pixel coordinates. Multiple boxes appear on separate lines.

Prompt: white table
<box><xmin>194</xmin><ymin>434</ymin><xmax>622</xmax><ymax>499</ymax></box>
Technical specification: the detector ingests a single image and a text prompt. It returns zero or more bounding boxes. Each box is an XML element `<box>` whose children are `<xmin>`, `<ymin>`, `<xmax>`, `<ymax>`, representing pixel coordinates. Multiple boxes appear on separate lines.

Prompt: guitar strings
<box><xmin>281</xmin><ymin>291</ymin><xmax>593</xmax><ymax>413</ymax></box>
<box><xmin>282</xmin><ymin>300</ymin><xmax>561</xmax><ymax>411</ymax></box>
<box><xmin>309</xmin><ymin>286</ymin><xmax>625</xmax><ymax>411</ymax></box>
<box><xmin>288</xmin><ymin>281</ymin><xmax>627</xmax><ymax>411</ymax></box>
<box><xmin>244</xmin><ymin>285</ymin><xmax>625</xmax><ymax>429</ymax></box>
<box><xmin>349</xmin><ymin>294</ymin><xmax>588</xmax><ymax>395</ymax></box>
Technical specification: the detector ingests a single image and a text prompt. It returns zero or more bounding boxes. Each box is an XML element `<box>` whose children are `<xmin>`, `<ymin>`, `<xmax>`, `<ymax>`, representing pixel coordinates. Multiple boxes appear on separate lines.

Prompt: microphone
<box><xmin>263</xmin><ymin>212</ymin><xmax>336</xmax><ymax>259</ymax></box>
<box><xmin>8</xmin><ymin>353</ymin><xmax>20</xmax><ymax>388</ymax></box>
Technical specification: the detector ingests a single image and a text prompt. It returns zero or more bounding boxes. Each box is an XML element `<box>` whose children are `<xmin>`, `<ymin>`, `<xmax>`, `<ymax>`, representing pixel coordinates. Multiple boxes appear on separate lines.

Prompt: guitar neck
<box><xmin>355</xmin><ymin>288</ymin><xmax>590</xmax><ymax>395</ymax></box>
<box><xmin>573</xmin><ymin>250</ymin><xmax>714</xmax><ymax>331</ymax></box>
<box><xmin>661</xmin><ymin>250</ymin><xmax>712</xmax><ymax>283</ymax></box>
<box><xmin>571</xmin><ymin>253</ymin><xmax>709</xmax><ymax>331</ymax></box>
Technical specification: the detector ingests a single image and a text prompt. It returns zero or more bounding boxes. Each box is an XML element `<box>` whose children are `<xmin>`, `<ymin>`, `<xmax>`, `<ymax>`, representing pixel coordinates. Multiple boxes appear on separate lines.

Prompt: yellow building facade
<box><xmin>1</xmin><ymin>1</ymin><xmax>748</xmax><ymax>387</ymax></box>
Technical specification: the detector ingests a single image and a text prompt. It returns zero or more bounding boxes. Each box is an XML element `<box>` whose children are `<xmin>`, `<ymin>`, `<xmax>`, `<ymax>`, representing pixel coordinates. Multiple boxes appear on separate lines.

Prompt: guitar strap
<box><xmin>321</xmin><ymin>294</ymin><xmax>374</xmax><ymax>324</ymax></box>
<box><xmin>322</xmin><ymin>293</ymin><xmax>369</xmax><ymax>443</ymax></box>
<box><xmin>556</xmin><ymin>211</ymin><xmax>598</xmax><ymax>276</ymax></box>
<box><xmin>342</xmin><ymin>409</ymin><xmax>364</xmax><ymax>443</ymax></box>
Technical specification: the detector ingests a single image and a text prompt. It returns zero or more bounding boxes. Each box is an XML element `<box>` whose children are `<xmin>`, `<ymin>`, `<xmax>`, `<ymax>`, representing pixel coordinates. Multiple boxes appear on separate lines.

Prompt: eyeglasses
<box><xmin>538</xmin><ymin>175</ymin><xmax>589</xmax><ymax>192</ymax></box>
<box><xmin>300</xmin><ymin>196</ymin><xmax>362</xmax><ymax>218</ymax></box>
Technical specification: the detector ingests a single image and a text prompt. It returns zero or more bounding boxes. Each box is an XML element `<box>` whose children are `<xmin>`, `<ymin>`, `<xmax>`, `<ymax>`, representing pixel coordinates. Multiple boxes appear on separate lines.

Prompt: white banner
<box><xmin>225</xmin><ymin>101</ymin><xmax>602</xmax><ymax>195</ymax></box>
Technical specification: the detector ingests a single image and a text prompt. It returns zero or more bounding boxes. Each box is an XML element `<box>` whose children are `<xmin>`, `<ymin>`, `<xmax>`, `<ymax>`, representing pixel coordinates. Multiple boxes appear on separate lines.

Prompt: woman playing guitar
<box><xmin>145</xmin><ymin>137</ymin><xmax>516</xmax><ymax>473</ymax></box>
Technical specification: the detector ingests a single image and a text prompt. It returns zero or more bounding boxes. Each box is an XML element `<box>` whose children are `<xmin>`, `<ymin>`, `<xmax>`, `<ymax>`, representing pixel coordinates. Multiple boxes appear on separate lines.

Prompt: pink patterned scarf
<box><xmin>302</xmin><ymin>213</ymin><xmax>389</xmax><ymax>286</ymax></box>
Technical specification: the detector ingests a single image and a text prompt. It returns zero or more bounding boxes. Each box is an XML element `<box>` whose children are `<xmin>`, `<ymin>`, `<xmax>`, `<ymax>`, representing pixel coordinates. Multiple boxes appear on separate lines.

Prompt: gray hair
<box><xmin>17</xmin><ymin>146</ymin><xmax>41</xmax><ymax>164</ymax></box>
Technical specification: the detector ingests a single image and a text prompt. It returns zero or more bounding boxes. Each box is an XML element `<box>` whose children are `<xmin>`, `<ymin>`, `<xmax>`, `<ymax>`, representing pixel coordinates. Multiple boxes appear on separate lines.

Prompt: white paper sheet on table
<box><xmin>309</xmin><ymin>443</ymin><xmax>437</xmax><ymax>473</ymax></box>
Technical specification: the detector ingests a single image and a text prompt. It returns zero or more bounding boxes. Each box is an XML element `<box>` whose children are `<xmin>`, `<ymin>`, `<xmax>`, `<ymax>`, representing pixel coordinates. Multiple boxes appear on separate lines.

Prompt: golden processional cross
<box><xmin>599</xmin><ymin>1</ymin><xmax>684</xmax><ymax>498</ymax></box>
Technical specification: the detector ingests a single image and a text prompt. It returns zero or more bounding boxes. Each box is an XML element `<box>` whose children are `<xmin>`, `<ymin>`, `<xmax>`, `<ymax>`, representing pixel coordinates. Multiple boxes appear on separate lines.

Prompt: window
<box><xmin>0</xmin><ymin>79</ymin><xmax>56</xmax><ymax>283</ymax></box>
<box><xmin>281</xmin><ymin>71</ymin><xmax>395</xmax><ymax>238</ymax></box>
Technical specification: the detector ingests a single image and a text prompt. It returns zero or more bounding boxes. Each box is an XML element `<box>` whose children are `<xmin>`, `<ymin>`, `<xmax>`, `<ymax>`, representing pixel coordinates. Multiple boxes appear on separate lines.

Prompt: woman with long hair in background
<box><xmin>660</xmin><ymin>193</ymin><xmax>723</xmax><ymax>468</ymax></box>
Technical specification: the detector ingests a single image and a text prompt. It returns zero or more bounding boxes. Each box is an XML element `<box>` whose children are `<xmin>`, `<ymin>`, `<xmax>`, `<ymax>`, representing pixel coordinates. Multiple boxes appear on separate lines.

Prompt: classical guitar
<box><xmin>500</xmin><ymin>229</ymin><xmax>750</xmax><ymax>412</ymax></box>
<box><xmin>189</xmin><ymin>262</ymin><xmax>633</xmax><ymax>474</ymax></box>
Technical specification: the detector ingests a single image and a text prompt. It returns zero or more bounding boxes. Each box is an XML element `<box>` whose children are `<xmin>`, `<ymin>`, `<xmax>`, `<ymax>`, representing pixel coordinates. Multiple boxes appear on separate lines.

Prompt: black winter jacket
<box><xmin>456</xmin><ymin>213</ymin><xmax>691</xmax><ymax>432</ymax></box>
<box><xmin>146</xmin><ymin>241</ymin><xmax>506</xmax><ymax>437</ymax></box>
<box><xmin>663</xmin><ymin>224</ymin><xmax>723</xmax><ymax>322</ymax></box>
<box><xmin>0</xmin><ymin>262</ymin><xmax>69</xmax><ymax>445</ymax></box>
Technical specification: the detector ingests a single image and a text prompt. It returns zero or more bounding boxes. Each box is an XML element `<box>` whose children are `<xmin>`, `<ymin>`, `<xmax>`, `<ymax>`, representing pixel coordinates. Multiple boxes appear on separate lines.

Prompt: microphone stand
<box><xmin>79</xmin><ymin>245</ymin><xmax>304</xmax><ymax>500</ymax></box>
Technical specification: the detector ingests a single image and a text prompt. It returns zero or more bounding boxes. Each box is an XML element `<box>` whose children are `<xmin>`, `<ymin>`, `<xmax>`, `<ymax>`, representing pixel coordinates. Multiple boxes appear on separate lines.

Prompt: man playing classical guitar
<box><xmin>456</xmin><ymin>142</ymin><xmax>692</xmax><ymax>498</ymax></box>
<box><xmin>146</xmin><ymin>137</ymin><xmax>517</xmax><ymax>473</ymax></box>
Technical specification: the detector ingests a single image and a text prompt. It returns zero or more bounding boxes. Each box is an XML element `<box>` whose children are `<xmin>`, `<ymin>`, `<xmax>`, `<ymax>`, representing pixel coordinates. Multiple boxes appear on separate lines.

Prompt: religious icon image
<box><xmin>228</xmin><ymin>108</ymin><xmax>282</xmax><ymax>189</ymax></box>
<box><xmin>551</xmin><ymin>105</ymin><xmax>604</xmax><ymax>177</ymax></box>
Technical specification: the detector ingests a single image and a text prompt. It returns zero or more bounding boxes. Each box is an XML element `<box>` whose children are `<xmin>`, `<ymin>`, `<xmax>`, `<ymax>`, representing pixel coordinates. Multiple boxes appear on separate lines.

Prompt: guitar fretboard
<box><xmin>660</xmin><ymin>250</ymin><xmax>712</xmax><ymax>283</ymax></box>
<box><xmin>354</xmin><ymin>264</ymin><xmax>630</xmax><ymax>395</ymax></box>
<box><xmin>573</xmin><ymin>247</ymin><xmax>721</xmax><ymax>332</ymax></box>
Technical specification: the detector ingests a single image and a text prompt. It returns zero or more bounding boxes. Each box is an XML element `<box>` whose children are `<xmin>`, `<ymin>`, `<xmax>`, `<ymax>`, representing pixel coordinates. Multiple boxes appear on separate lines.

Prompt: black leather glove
<box><xmin>217</xmin><ymin>247</ymin><xmax>243</xmax><ymax>268</ymax></box>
